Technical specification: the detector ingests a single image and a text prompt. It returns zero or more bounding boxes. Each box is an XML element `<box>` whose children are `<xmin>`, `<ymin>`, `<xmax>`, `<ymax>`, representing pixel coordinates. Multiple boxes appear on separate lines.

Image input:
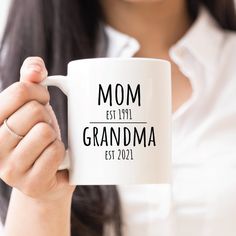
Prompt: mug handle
<box><xmin>41</xmin><ymin>75</ymin><xmax>70</xmax><ymax>171</ymax></box>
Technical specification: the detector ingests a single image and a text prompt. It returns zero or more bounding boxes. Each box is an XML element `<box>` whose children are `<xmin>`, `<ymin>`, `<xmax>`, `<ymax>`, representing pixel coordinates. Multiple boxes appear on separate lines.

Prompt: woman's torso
<box><xmin>101</xmin><ymin>7</ymin><xmax>236</xmax><ymax>236</ymax></box>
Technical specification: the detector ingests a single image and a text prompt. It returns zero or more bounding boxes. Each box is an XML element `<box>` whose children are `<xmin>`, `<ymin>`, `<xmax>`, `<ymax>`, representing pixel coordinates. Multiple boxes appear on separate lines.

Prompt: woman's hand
<box><xmin>0</xmin><ymin>57</ymin><xmax>75</xmax><ymax>202</ymax></box>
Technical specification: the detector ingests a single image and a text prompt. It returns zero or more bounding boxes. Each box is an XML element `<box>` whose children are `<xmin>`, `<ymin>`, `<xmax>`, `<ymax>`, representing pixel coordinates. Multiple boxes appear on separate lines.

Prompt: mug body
<box><xmin>67</xmin><ymin>58</ymin><xmax>171</xmax><ymax>185</ymax></box>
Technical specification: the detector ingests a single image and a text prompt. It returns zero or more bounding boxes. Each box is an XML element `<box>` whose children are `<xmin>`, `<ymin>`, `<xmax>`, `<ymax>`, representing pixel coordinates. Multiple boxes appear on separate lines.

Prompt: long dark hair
<box><xmin>0</xmin><ymin>0</ymin><xmax>236</xmax><ymax>235</ymax></box>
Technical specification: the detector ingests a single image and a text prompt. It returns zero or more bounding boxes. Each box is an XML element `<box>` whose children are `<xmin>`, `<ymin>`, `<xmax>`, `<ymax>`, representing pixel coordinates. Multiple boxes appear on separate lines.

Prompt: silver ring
<box><xmin>3</xmin><ymin>119</ymin><xmax>24</xmax><ymax>140</ymax></box>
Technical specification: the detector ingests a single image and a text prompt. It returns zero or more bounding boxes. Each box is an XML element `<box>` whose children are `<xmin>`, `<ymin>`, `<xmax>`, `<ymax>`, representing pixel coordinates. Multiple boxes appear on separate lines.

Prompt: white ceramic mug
<box><xmin>41</xmin><ymin>58</ymin><xmax>172</xmax><ymax>185</ymax></box>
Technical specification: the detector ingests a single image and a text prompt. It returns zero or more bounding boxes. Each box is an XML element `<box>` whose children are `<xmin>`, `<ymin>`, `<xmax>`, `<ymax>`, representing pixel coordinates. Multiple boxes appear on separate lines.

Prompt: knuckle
<box><xmin>28</xmin><ymin>101</ymin><xmax>45</xmax><ymax>117</ymax></box>
<box><xmin>12</xmin><ymin>82</ymin><xmax>30</xmax><ymax>101</ymax></box>
<box><xmin>42</xmin><ymin>88</ymin><xmax>50</xmax><ymax>103</ymax></box>
<box><xmin>35</xmin><ymin>122</ymin><xmax>56</xmax><ymax>142</ymax></box>
<box><xmin>51</xmin><ymin>140</ymin><xmax>65</xmax><ymax>162</ymax></box>
<box><xmin>48</xmin><ymin>140</ymin><xmax>65</xmax><ymax>164</ymax></box>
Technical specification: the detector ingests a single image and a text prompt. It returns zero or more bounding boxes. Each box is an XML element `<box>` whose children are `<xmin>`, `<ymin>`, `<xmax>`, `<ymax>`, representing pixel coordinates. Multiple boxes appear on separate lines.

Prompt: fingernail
<box><xmin>27</xmin><ymin>64</ymin><xmax>42</xmax><ymax>73</ymax></box>
<box><xmin>27</xmin><ymin>63</ymin><xmax>48</xmax><ymax>79</ymax></box>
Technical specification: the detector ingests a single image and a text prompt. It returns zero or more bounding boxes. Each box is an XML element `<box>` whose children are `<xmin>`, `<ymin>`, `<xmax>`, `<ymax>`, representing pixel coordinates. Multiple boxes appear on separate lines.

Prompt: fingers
<box><xmin>7</xmin><ymin>101</ymin><xmax>52</xmax><ymax>137</ymax></box>
<box><xmin>0</xmin><ymin>57</ymin><xmax>72</xmax><ymax>199</ymax></box>
<box><xmin>20</xmin><ymin>57</ymin><xmax>48</xmax><ymax>83</ymax></box>
<box><xmin>19</xmin><ymin>140</ymin><xmax>65</xmax><ymax>198</ymax></box>
<box><xmin>0</xmin><ymin>122</ymin><xmax>23</xmax><ymax>155</ymax></box>
<box><xmin>30</xmin><ymin>139</ymin><xmax>65</xmax><ymax>179</ymax></box>
<box><xmin>0</xmin><ymin>123</ymin><xmax>64</xmax><ymax>187</ymax></box>
<box><xmin>0</xmin><ymin>82</ymin><xmax>50</xmax><ymax>125</ymax></box>
<box><xmin>10</xmin><ymin>122</ymin><xmax>57</xmax><ymax>173</ymax></box>
<box><xmin>0</xmin><ymin>117</ymin><xmax>67</xmax><ymax>199</ymax></box>
<box><xmin>0</xmin><ymin>139</ymin><xmax>66</xmax><ymax>198</ymax></box>
<box><xmin>0</xmin><ymin>100</ymin><xmax>52</xmax><ymax>153</ymax></box>
<box><xmin>0</xmin><ymin>57</ymin><xmax>49</xmax><ymax>125</ymax></box>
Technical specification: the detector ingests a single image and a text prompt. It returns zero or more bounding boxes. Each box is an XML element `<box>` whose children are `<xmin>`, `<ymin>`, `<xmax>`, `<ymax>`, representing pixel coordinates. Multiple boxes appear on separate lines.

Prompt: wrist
<box><xmin>11</xmin><ymin>188</ymin><xmax>73</xmax><ymax>213</ymax></box>
<box><xmin>5</xmin><ymin>188</ymin><xmax>73</xmax><ymax>236</ymax></box>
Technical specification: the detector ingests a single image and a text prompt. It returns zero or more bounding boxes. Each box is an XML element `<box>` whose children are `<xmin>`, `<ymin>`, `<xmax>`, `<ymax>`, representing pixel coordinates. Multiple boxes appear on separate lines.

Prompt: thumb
<box><xmin>20</xmin><ymin>57</ymin><xmax>48</xmax><ymax>83</ymax></box>
<box><xmin>20</xmin><ymin>57</ymin><xmax>60</xmax><ymax>137</ymax></box>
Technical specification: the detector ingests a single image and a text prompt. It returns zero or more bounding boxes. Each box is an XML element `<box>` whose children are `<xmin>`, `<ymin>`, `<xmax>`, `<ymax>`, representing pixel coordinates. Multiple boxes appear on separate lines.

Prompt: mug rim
<box><xmin>68</xmin><ymin>57</ymin><xmax>170</xmax><ymax>68</ymax></box>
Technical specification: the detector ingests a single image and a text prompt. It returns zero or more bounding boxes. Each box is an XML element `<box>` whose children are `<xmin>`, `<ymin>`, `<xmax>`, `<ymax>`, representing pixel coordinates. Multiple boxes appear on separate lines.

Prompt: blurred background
<box><xmin>0</xmin><ymin>0</ymin><xmax>11</xmax><ymax>40</ymax></box>
<box><xmin>0</xmin><ymin>1</ymin><xmax>10</xmax><ymax>233</ymax></box>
